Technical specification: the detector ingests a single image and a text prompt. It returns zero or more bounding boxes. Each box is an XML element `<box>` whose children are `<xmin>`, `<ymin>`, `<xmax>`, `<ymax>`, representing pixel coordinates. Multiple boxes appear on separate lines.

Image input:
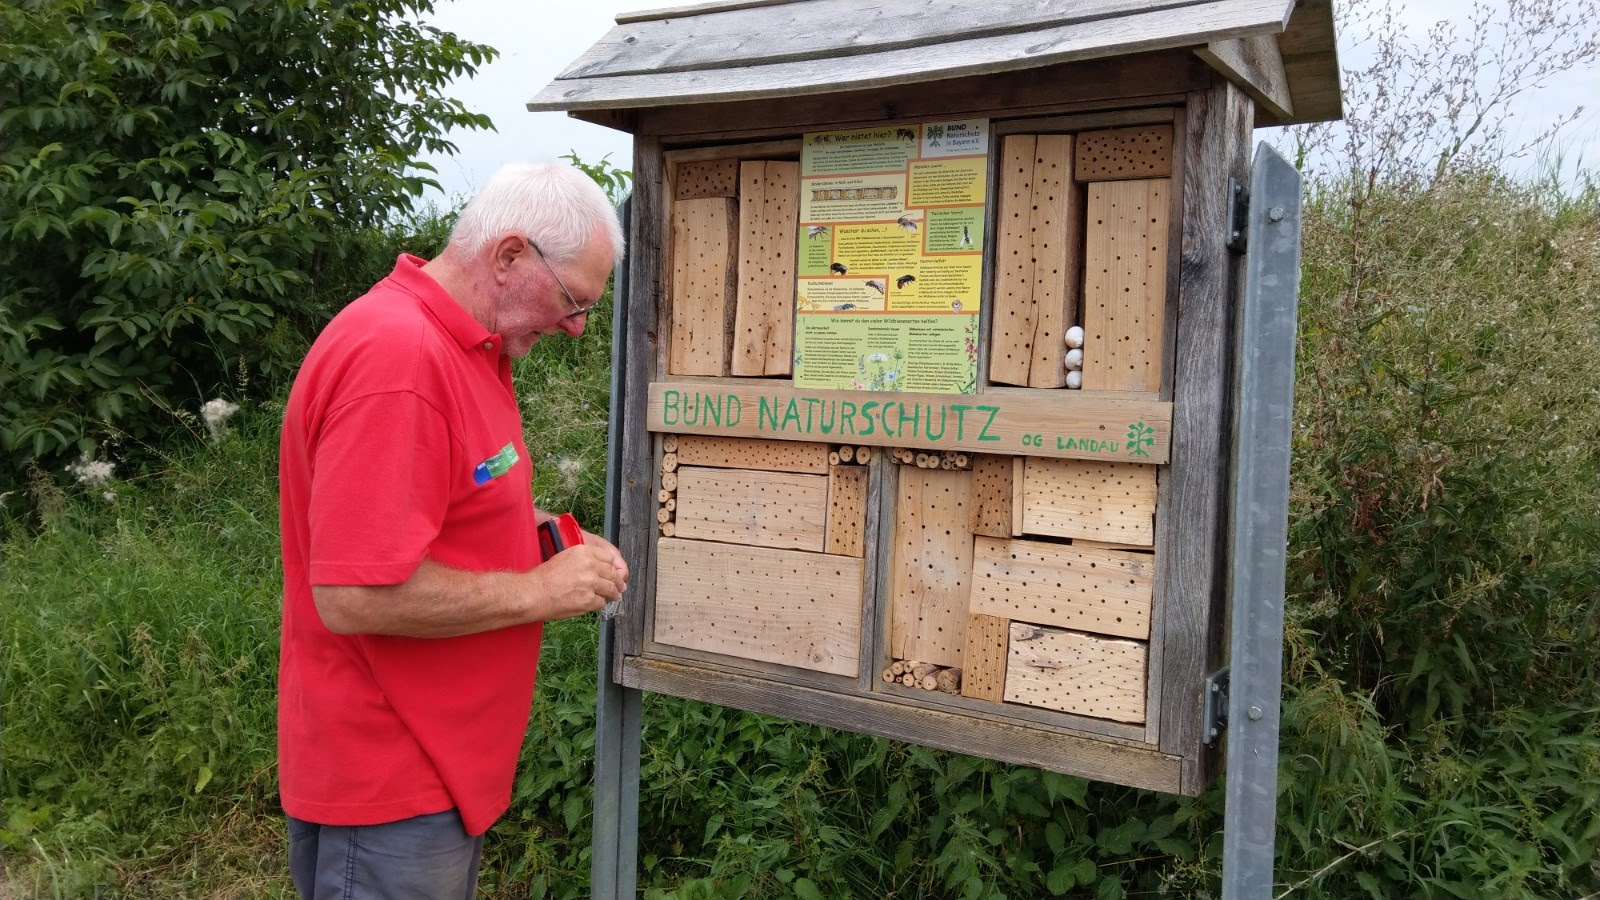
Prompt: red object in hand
<box><xmin>537</xmin><ymin>513</ymin><xmax>585</xmax><ymax>562</ymax></box>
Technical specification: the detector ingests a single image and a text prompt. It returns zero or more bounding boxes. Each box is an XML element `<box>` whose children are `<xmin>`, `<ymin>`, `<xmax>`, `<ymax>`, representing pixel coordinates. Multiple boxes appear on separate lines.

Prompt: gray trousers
<box><xmin>287</xmin><ymin>809</ymin><xmax>484</xmax><ymax>899</ymax></box>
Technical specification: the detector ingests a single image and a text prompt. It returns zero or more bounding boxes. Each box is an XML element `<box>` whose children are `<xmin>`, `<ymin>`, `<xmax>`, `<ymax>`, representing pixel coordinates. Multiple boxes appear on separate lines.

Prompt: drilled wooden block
<box><xmin>675</xmin><ymin>158</ymin><xmax>740</xmax><ymax>199</ymax></box>
<box><xmin>989</xmin><ymin>135</ymin><xmax>1037</xmax><ymax>387</ymax></box>
<box><xmin>1020</xmin><ymin>457</ymin><xmax>1157</xmax><ymax>546</ymax></box>
<box><xmin>825</xmin><ymin>464</ymin><xmax>869</xmax><ymax>558</ymax></box>
<box><xmin>959</xmin><ymin>613</ymin><xmax>1010</xmax><ymax>702</ymax></box>
<box><xmin>970</xmin><ymin>536</ymin><xmax>1153</xmax><ymax>639</ymax></box>
<box><xmin>673</xmin><ymin>435</ymin><xmax>831</xmax><ymax>474</ymax></box>
<box><xmin>888</xmin><ymin>467</ymin><xmax>973</xmax><ymax>667</ymax></box>
<box><xmin>967</xmin><ymin>454</ymin><xmax>1013</xmax><ymax>538</ymax></box>
<box><xmin>654</xmin><ymin>538</ymin><xmax>862</xmax><ymax>676</ymax></box>
<box><xmin>674</xmin><ymin>466</ymin><xmax>828</xmax><ymax>551</ymax></box>
<box><xmin>1026</xmin><ymin>134</ymin><xmax>1079</xmax><ymax>388</ymax></box>
<box><xmin>1082</xmin><ymin>178</ymin><xmax>1169</xmax><ymax>393</ymax></box>
<box><xmin>669</xmin><ymin>197</ymin><xmax>739</xmax><ymax>376</ymax></box>
<box><xmin>733</xmin><ymin>160</ymin><xmax>799</xmax><ymax>376</ymax></box>
<box><xmin>1004</xmin><ymin>623</ymin><xmax>1146</xmax><ymax>722</ymax></box>
<box><xmin>1073</xmin><ymin>125</ymin><xmax>1173</xmax><ymax>181</ymax></box>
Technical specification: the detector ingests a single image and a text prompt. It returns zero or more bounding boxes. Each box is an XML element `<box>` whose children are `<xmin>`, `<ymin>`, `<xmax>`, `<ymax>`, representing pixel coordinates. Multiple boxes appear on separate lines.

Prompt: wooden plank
<box><xmin>967</xmin><ymin>454</ymin><xmax>1013</xmax><ymax>538</ymax></box>
<box><xmin>1074</xmin><ymin>537</ymin><xmax>1154</xmax><ymax>553</ymax></box>
<box><xmin>1027</xmin><ymin>134</ymin><xmax>1080</xmax><ymax>387</ymax></box>
<box><xmin>1196</xmin><ymin>35</ymin><xmax>1292</xmax><ymax>123</ymax></box>
<box><xmin>732</xmin><ymin>160</ymin><xmax>799</xmax><ymax>376</ymax></box>
<box><xmin>653</xmin><ymin>538</ymin><xmax>862</xmax><ymax>676</ymax></box>
<box><xmin>970</xmin><ymin>536</ymin><xmax>1153</xmax><ymax>639</ymax></box>
<box><xmin>1005</xmin><ymin>623</ymin><xmax>1147</xmax><ymax>722</ymax></box>
<box><xmin>825</xmin><ymin>464</ymin><xmax>869</xmax><ymax>557</ymax></box>
<box><xmin>1020</xmin><ymin>457</ymin><xmax>1158</xmax><ymax>546</ymax></box>
<box><xmin>673</xmin><ymin>466</ymin><xmax>828</xmax><ymax>551</ymax></box>
<box><xmin>1073</xmin><ymin>125</ymin><xmax>1175</xmax><ymax>181</ymax></box>
<box><xmin>988</xmin><ymin>135</ymin><xmax>1037</xmax><ymax>387</ymax></box>
<box><xmin>1277</xmin><ymin>0</ymin><xmax>1342</xmax><ymax>124</ymax></box>
<box><xmin>1081</xmin><ymin>178</ymin><xmax>1170</xmax><ymax>392</ymax></box>
<box><xmin>959</xmin><ymin>613</ymin><xmax>1010</xmax><ymax>702</ymax></box>
<box><xmin>535</xmin><ymin>0</ymin><xmax>1294</xmax><ymax>108</ymax></box>
<box><xmin>887</xmin><ymin>467</ymin><xmax>972</xmax><ymax>667</ymax></box>
<box><xmin>674</xmin><ymin>435</ymin><xmax>830</xmax><ymax>473</ymax></box>
<box><xmin>668</xmin><ymin>197</ymin><xmax>738</xmax><ymax>376</ymax></box>
<box><xmin>675</xmin><ymin>158</ymin><xmax>740</xmax><ymax>199</ymax></box>
<box><xmin>648</xmin><ymin>381</ymin><xmax>1174</xmax><ymax>464</ymax></box>
<box><xmin>1011</xmin><ymin>456</ymin><xmax>1025</xmax><ymax>537</ymax></box>
<box><xmin>622</xmin><ymin>656</ymin><xmax>1189</xmax><ymax>793</ymax></box>
<box><xmin>879</xmin><ymin>674</ymin><xmax>1149</xmax><ymax>745</ymax></box>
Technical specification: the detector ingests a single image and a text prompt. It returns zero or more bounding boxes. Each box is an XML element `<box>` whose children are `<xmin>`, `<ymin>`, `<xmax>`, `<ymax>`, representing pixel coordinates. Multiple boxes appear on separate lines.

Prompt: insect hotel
<box><xmin>531</xmin><ymin>0</ymin><xmax>1339</xmax><ymax>800</ymax></box>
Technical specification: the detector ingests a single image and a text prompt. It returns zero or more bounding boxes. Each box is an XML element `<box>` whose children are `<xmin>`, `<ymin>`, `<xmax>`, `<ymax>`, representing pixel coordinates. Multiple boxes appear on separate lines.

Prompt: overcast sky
<box><xmin>415</xmin><ymin>0</ymin><xmax>1598</xmax><ymax>205</ymax></box>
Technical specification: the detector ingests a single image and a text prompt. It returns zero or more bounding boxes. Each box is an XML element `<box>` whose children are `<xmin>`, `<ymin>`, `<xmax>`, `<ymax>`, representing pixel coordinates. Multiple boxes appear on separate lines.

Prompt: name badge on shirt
<box><xmin>473</xmin><ymin>443</ymin><xmax>520</xmax><ymax>485</ymax></box>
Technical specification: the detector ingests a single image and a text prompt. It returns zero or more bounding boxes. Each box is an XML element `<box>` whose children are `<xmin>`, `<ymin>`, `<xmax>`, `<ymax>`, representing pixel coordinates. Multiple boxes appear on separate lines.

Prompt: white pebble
<box><xmin>1064</xmin><ymin>348</ymin><xmax>1083</xmax><ymax>370</ymax></box>
<box><xmin>1064</xmin><ymin>326</ymin><xmax>1084</xmax><ymax>349</ymax></box>
<box><xmin>1066</xmin><ymin>370</ymin><xmax>1082</xmax><ymax>389</ymax></box>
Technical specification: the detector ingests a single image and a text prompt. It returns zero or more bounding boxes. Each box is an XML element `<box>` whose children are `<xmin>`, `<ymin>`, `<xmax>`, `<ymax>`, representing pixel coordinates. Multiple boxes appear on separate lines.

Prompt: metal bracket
<box><xmin>1226</xmin><ymin>177</ymin><xmax>1248</xmax><ymax>252</ymax></box>
<box><xmin>1204</xmin><ymin>667</ymin><xmax>1230</xmax><ymax>745</ymax></box>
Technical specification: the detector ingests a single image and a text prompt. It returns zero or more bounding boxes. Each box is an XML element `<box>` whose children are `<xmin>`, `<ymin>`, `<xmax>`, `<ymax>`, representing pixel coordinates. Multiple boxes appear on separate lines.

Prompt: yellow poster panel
<box><xmin>907</xmin><ymin>156</ymin><xmax>988</xmax><ymax>208</ymax></box>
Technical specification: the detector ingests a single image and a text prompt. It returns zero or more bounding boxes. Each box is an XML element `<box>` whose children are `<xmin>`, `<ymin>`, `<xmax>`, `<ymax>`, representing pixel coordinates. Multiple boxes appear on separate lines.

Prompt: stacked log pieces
<box><xmin>658</xmin><ymin>437</ymin><xmax>679</xmax><ymax>536</ymax></box>
<box><xmin>888</xmin><ymin>449</ymin><xmax>973</xmax><ymax>471</ymax></box>
<box><xmin>829</xmin><ymin>445</ymin><xmax>872</xmax><ymax>465</ymax></box>
<box><xmin>880</xmin><ymin>659</ymin><xmax>963</xmax><ymax>694</ymax></box>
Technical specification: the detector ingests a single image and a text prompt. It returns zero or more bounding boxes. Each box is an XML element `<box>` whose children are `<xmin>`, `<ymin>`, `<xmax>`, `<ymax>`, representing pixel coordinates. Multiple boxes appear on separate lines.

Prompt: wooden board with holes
<box><xmin>1026</xmin><ymin>134</ymin><xmax>1081</xmax><ymax>388</ymax></box>
<box><xmin>825</xmin><ymin>464</ymin><xmax>869</xmax><ymax>557</ymax></box>
<box><xmin>968</xmin><ymin>454</ymin><xmax>1013</xmax><ymax>538</ymax></box>
<box><xmin>673</xmin><ymin>466</ymin><xmax>828</xmax><ymax>551</ymax></box>
<box><xmin>669</xmin><ymin>197</ymin><xmax>739</xmax><ymax>376</ymax></box>
<box><xmin>1005</xmin><ymin>623</ymin><xmax>1146</xmax><ymax>722</ymax></box>
<box><xmin>673</xmin><ymin>435</ymin><xmax>831</xmax><ymax>474</ymax></box>
<box><xmin>1081</xmin><ymin>178</ymin><xmax>1169</xmax><ymax>392</ymax></box>
<box><xmin>1019</xmin><ymin>457</ymin><xmax>1157</xmax><ymax>546</ymax></box>
<box><xmin>675</xmin><ymin>158</ymin><xmax>740</xmax><ymax>199</ymax></box>
<box><xmin>1073</xmin><ymin>125</ymin><xmax>1173</xmax><ymax>181</ymax></box>
<box><xmin>989</xmin><ymin>135</ymin><xmax>1038</xmax><ymax>386</ymax></box>
<box><xmin>888</xmin><ymin>467</ymin><xmax>972</xmax><ymax>667</ymax></box>
<box><xmin>654</xmin><ymin>538</ymin><xmax>863</xmax><ymax>676</ymax></box>
<box><xmin>733</xmin><ymin>161</ymin><xmax>799</xmax><ymax>376</ymax></box>
<box><xmin>960</xmin><ymin>613</ymin><xmax>1011</xmax><ymax>702</ymax></box>
<box><xmin>970</xmin><ymin>536</ymin><xmax>1152</xmax><ymax>639</ymax></box>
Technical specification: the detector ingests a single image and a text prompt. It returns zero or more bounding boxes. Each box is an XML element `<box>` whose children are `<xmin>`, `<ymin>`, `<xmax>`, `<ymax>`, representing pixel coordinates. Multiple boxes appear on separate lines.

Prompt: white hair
<box><xmin>448</xmin><ymin>163</ymin><xmax>625</xmax><ymax>262</ymax></box>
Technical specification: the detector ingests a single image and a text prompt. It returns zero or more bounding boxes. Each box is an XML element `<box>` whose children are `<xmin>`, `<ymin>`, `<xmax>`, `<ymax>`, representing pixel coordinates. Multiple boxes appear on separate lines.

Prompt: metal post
<box><xmin>592</xmin><ymin>196</ymin><xmax>643</xmax><ymax>899</ymax></box>
<box><xmin>1220</xmin><ymin>144</ymin><xmax>1302</xmax><ymax>900</ymax></box>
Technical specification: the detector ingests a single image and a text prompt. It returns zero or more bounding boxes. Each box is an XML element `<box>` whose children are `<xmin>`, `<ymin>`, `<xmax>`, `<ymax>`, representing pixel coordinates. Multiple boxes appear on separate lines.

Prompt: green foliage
<box><xmin>0</xmin><ymin>0</ymin><xmax>494</xmax><ymax>478</ymax></box>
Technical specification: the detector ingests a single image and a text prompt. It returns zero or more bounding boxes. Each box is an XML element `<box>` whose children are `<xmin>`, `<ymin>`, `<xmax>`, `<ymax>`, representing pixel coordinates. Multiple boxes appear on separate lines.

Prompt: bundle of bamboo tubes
<box><xmin>880</xmin><ymin>659</ymin><xmax>963</xmax><ymax>694</ymax></box>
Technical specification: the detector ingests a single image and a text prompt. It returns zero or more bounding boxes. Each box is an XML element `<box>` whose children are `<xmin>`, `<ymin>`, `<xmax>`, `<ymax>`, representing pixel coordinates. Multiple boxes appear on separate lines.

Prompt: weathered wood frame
<box><xmin>610</xmin><ymin>52</ymin><xmax>1252</xmax><ymax>795</ymax></box>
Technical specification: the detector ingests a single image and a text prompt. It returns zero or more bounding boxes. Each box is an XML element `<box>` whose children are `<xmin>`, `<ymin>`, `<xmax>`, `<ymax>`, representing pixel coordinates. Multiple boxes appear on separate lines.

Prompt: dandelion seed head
<box><xmin>201</xmin><ymin>398</ymin><xmax>240</xmax><ymax>444</ymax></box>
<box><xmin>66</xmin><ymin>453</ymin><xmax>116</xmax><ymax>486</ymax></box>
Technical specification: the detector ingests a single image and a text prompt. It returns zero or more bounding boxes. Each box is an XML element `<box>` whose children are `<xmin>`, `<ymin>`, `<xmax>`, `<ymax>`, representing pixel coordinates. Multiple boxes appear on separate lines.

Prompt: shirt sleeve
<box><xmin>307</xmin><ymin>390</ymin><xmax>455</xmax><ymax>586</ymax></box>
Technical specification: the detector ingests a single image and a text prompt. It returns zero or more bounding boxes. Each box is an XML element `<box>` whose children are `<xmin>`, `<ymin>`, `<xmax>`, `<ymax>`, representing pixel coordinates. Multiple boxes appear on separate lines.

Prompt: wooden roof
<box><xmin>528</xmin><ymin>0</ymin><xmax>1341</xmax><ymax>127</ymax></box>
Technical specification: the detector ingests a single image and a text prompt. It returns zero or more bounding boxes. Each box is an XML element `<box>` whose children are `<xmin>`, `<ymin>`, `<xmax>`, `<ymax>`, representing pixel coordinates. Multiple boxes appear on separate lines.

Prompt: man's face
<box><xmin>497</xmin><ymin>235</ymin><xmax>614</xmax><ymax>358</ymax></box>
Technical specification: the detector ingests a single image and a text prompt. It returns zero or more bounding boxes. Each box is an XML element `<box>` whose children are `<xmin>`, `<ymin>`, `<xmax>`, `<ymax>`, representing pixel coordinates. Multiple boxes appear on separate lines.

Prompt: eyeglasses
<box><xmin>528</xmin><ymin>239</ymin><xmax>601</xmax><ymax>319</ymax></box>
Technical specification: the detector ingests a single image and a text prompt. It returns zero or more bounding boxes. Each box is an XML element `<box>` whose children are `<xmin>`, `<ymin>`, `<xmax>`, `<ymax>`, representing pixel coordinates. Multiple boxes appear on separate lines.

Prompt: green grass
<box><xmin>2</xmin><ymin>170</ymin><xmax>1596</xmax><ymax>897</ymax></box>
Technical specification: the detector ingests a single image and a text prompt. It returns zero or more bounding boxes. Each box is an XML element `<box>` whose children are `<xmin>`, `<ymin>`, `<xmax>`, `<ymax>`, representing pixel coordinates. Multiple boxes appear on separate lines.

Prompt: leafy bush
<box><xmin>0</xmin><ymin>0</ymin><xmax>494</xmax><ymax>479</ymax></box>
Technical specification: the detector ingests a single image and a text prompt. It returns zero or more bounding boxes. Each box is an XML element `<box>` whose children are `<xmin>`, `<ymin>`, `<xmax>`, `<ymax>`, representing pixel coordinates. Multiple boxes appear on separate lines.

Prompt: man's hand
<box><xmin>581</xmin><ymin>530</ymin><xmax>629</xmax><ymax>582</ymax></box>
<box><xmin>532</xmin><ymin>543</ymin><xmax>626</xmax><ymax>620</ymax></box>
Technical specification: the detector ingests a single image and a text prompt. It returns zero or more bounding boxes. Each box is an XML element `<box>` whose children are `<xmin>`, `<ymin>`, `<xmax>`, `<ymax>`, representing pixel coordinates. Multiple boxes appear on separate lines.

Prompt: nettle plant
<box><xmin>0</xmin><ymin>0</ymin><xmax>495</xmax><ymax>481</ymax></box>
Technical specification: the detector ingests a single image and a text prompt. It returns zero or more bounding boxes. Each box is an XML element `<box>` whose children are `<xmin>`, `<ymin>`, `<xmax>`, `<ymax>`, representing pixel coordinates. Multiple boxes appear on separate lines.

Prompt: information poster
<box><xmin>792</xmin><ymin>119</ymin><xmax>988</xmax><ymax>394</ymax></box>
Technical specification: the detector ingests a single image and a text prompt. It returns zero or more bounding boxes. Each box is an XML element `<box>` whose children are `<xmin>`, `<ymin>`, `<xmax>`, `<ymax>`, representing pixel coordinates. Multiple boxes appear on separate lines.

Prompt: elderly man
<box><xmin>277</xmin><ymin>163</ymin><xmax>628</xmax><ymax>897</ymax></box>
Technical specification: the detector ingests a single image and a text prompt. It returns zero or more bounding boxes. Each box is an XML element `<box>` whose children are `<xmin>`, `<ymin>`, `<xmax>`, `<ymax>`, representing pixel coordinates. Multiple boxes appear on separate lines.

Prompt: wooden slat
<box><xmin>733</xmin><ymin>161</ymin><xmax>799</xmax><ymax>376</ymax></box>
<box><xmin>648</xmin><ymin>381</ymin><xmax>1174</xmax><ymax>464</ymax></box>
<box><xmin>653</xmin><ymin>538</ymin><xmax>863</xmax><ymax>676</ymax></box>
<box><xmin>825</xmin><ymin>464</ymin><xmax>869</xmax><ymax>557</ymax></box>
<box><xmin>674</xmin><ymin>435</ymin><xmax>830</xmax><ymax>473</ymax></box>
<box><xmin>1073</xmin><ymin>125</ymin><xmax>1174</xmax><ymax>181</ymax></box>
<box><xmin>1027</xmin><ymin>134</ymin><xmax>1080</xmax><ymax>387</ymax></box>
<box><xmin>967</xmin><ymin>454</ymin><xmax>1013</xmax><ymax>538</ymax></box>
<box><xmin>536</xmin><ymin>0</ymin><xmax>1294</xmax><ymax>105</ymax></box>
<box><xmin>1005</xmin><ymin>623</ymin><xmax>1146</xmax><ymax>722</ymax></box>
<box><xmin>1010</xmin><ymin>456</ymin><xmax>1025</xmax><ymax>537</ymax></box>
<box><xmin>673</xmin><ymin>466</ymin><xmax>828</xmax><ymax>551</ymax></box>
<box><xmin>888</xmin><ymin>467</ymin><xmax>972</xmax><ymax>667</ymax></box>
<box><xmin>1196</xmin><ymin>35</ymin><xmax>1292</xmax><ymax>123</ymax></box>
<box><xmin>668</xmin><ymin>197</ymin><xmax>738</xmax><ymax>375</ymax></box>
<box><xmin>1020</xmin><ymin>457</ymin><xmax>1158</xmax><ymax>546</ymax></box>
<box><xmin>1082</xmin><ymin>178</ymin><xmax>1170</xmax><ymax>392</ymax></box>
<box><xmin>970</xmin><ymin>536</ymin><xmax>1153</xmax><ymax>639</ymax></box>
<box><xmin>675</xmin><ymin>158</ymin><xmax>740</xmax><ymax>199</ymax></box>
<box><xmin>959</xmin><ymin>613</ymin><xmax>1011</xmax><ymax>702</ymax></box>
<box><xmin>1073</xmin><ymin>537</ymin><xmax>1153</xmax><ymax>553</ymax></box>
<box><xmin>622</xmin><ymin>656</ymin><xmax>1188</xmax><ymax>793</ymax></box>
<box><xmin>989</xmin><ymin>135</ymin><xmax>1037</xmax><ymax>387</ymax></box>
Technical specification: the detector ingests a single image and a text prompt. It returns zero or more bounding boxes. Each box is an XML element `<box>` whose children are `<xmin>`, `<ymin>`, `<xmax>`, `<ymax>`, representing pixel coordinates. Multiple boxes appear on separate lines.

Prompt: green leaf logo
<box><xmin>1126</xmin><ymin>422</ymin><xmax>1155</xmax><ymax>458</ymax></box>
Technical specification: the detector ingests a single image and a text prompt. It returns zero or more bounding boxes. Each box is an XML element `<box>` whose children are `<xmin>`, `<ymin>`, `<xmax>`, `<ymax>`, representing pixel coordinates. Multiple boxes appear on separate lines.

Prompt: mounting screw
<box><xmin>1267</xmin><ymin>206</ymin><xmax>1285</xmax><ymax>222</ymax></box>
<box><xmin>1248</xmin><ymin>706</ymin><xmax>1264</xmax><ymax>720</ymax></box>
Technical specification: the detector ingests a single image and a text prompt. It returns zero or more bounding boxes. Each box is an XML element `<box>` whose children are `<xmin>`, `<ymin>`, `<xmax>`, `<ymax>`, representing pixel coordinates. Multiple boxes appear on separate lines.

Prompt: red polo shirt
<box><xmin>278</xmin><ymin>254</ymin><xmax>541</xmax><ymax>836</ymax></box>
